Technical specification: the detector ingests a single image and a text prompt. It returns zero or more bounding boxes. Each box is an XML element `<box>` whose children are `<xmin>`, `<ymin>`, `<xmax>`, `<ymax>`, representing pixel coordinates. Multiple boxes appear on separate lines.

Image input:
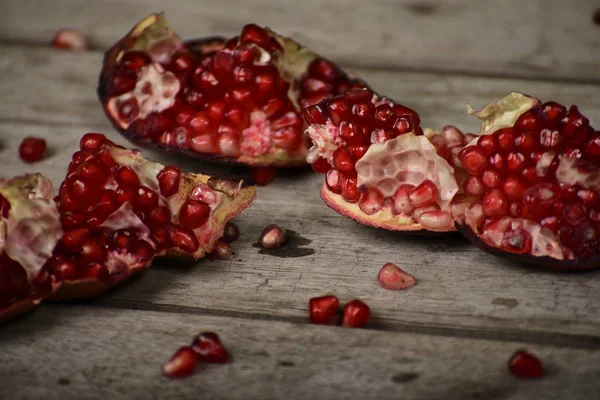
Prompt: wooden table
<box><xmin>1</xmin><ymin>1</ymin><xmax>600</xmax><ymax>398</ymax></box>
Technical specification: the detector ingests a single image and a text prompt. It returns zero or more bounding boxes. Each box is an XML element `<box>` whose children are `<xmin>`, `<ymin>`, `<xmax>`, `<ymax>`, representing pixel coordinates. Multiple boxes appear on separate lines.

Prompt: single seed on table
<box><xmin>260</xmin><ymin>224</ymin><xmax>287</xmax><ymax>249</ymax></box>
<box><xmin>191</xmin><ymin>332</ymin><xmax>230</xmax><ymax>363</ymax></box>
<box><xmin>309</xmin><ymin>295</ymin><xmax>340</xmax><ymax>325</ymax></box>
<box><xmin>377</xmin><ymin>263</ymin><xmax>416</xmax><ymax>290</ymax></box>
<box><xmin>342</xmin><ymin>299</ymin><xmax>371</xmax><ymax>328</ymax></box>
<box><xmin>161</xmin><ymin>346</ymin><xmax>199</xmax><ymax>378</ymax></box>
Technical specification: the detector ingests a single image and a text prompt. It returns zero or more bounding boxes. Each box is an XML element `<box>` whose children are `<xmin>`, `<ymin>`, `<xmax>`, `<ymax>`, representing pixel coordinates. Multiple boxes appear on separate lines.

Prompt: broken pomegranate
<box><xmin>260</xmin><ymin>224</ymin><xmax>287</xmax><ymax>248</ymax></box>
<box><xmin>52</xmin><ymin>28</ymin><xmax>89</xmax><ymax>51</ymax></box>
<box><xmin>509</xmin><ymin>350</ymin><xmax>544</xmax><ymax>379</ymax></box>
<box><xmin>98</xmin><ymin>13</ymin><xmax>366</xmax><ymax>167</ymax></box>
<box><xmin>0</xmin><ymin>174</ymin><xmax>61</xmax><ymax>323</ymax></box>
<box><xmin>377</xmin><ymin>263</ymin><xmax>416</xmax><ymax>290</ymax></box>
<box><xmin>309</xmin><ymin>294</ymin><xmax>339</xmax><ymax>325</ymax></box>
<box><xmin>19</xmin><ymin>137</ymin><xmax>47</xmax><ymax>163</ymax></box>
<box><xmin>304</xmin><ymin>88</ymin><xmax>461</xmax><ymax>233</ymax></box>
<box><xmin>161</xmin><ymin>346</ymin><xmax>200</xmax><ymax>378</ymax></box>
<box><xmin>191</xmin><ymin>332</ymin><xmax>230</xmax><ymax>363</ymax></box>
<box><xmin>452</xmin><ymin>92</ymin><xmax>600</xmax><ymax>270</ymax></box>
<box><xmin>341</xmin><ymin>299</ymin><xmax>371</xmax><ymax>328</ymax></box>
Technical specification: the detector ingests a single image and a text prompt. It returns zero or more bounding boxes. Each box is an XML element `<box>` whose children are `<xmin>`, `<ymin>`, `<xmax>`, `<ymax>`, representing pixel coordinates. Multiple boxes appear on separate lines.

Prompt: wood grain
<box><xmin>2</xmin><ymin>0</ymin><xmax>600</xmax><ymax>81</ymax></box>
<box><xmin>1</xmin><ymin>304</ymin><xmax>599</xmax><ymax>400</ymax></box>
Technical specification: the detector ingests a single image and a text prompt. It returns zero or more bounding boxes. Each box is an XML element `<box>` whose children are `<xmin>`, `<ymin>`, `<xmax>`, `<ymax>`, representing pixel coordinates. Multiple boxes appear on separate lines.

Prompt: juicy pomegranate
<box><xmin>341</xmin><ymin>299</ymin><xmax>371</xmax><ymax>328</ymax></box>
<box><xmin>377</xmin><ymin>263</ymin><xmax>416</xmax><ymax>290</ymax></box>
<box><xmin>309</xmin><ymin>295</ymin><xmax>339</xmax><ymax>325</ymax></box>
<box><xmin>52</xmin><ymin>28</ymin><xmax>88</xmax><ymax>51</ymax></box>
<box><xmin>509</xmin><ymin>350</ymin><xmax>544</xmax><ymax>379</ymax></box>
<box><xmin>1</xmin><ymin>133</ymin><xmax>256</xmax><ymax>322</ymax></box>
<box><xmin>0</xmin><ymin>174</ymin><xmax>60</xmax><ymax>322</ymax></box>
<box><xmin>161</xmin><ymin>346</ymin><xmax>199</xmax><ymax>378</ymax></box>
<box><xmin>452</xmin><ymin>92</ymin><xmax>600</xmax><ymax>270</ymax></box>
<box><xmin>19</xmin><ymin>137</ymin><xmax>47</xmax><ymax>163</ymax></box>
<box><xmin>191</xmin><ymin>332</ymin><xmax>230</xmax><ymax>363</ymax></box>
<box><xmin>98</xmin><ymin>13</ymin><xmax>366</xmax><ymax>167</ymax></box>
<box><xmin>304</xmin><ymin>89</ymin><xmax>461</xmax><ymax>232</ymax></box>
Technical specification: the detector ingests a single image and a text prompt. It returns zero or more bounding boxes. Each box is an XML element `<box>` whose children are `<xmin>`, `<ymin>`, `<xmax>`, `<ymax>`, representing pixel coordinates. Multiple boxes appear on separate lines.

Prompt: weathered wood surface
<box><xmin>3</xmin><ymin>0</ymin><xmax>600</xmax><ymax>82</ymax></box>
<box><xmin>1</xmin><ymin>305</ymin><xmax>599</xmax><ymax>400</ymax></box>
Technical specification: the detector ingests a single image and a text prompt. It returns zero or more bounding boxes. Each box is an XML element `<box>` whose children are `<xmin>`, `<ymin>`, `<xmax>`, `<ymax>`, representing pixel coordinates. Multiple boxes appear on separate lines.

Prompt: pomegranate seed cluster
<box><xmin>106</xmin><ymin>22</ymin><xmax>362</xmax><ymax>163</ymax></box>
<box><xmin>458</xmin><ymin>102</ymin><xmax>600</xmax><ymax>259</ymax></box>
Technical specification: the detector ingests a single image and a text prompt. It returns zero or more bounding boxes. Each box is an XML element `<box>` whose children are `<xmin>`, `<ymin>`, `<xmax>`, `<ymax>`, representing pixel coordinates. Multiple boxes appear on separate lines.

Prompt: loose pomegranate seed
<box><xmin>250</xmin><ymin>167</ymin><xmax>277</xmax><ymax>186</ymax></box>
<box><xmin>52</xmin><ymin>28</ymin><xmax>88</xmax><ymax>51</ymax></box>
<box><xmin>260</xmin><ymin>224</ymin><xmax>287</xmax><ymax>249</ymax></box>
<box><xmin>161</xmin><ymin>346</ymin><xmax>199</xmax><ymax>378</ymax></box>
<box><xmin>309</xmin><ymin>295</ymin><xmax>339</xmax><ymax>325</ymax></box>
<box><xmin>377</xmin><ymin>263</ymin><xmax>416</xmax><ymax>290</ymax></box>
<box><xmin>221</xmin><ymin>222</ymin><xmax>240</xmax><ymax>243</ymax></box>
<box><xmin>191</xmin><ymin>332</ymin><xmax>230</xmax><ymax>363</ymax></box>
<box><xmin>342</xmin><ymin>299</ymin><xmax>370</xmax><ymax>328</ymax></box>
<box><xmin>18</xmin><ymin>137</ymin><xmax>47</xmax><ymax>163</ymax></box>
<box><xmin>208</xmin><ymin>241</ymin><xmax>231</xmax><ymax>260</ymax></box>
<box><xmin>508</xmin><ymin>350</ymin><xmax>543</xmax><ymax>379</ymax></box>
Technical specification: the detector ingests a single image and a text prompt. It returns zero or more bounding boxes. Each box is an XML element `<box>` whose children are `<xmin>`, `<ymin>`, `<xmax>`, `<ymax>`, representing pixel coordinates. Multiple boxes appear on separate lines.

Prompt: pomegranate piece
<box><xmin>305</xmin><ymin>90</ymin><xmax>463</xmax><ymax>233</ymax></box>
<box><xmin>98</xmin><ymin>13</ymin><xmax>367</xmax><ymax>168</ymax></box>
<box><xmin>161</xmin><ymin>346</ymin><xmax>199</xmax><ymax>378</ymax></box>
<box><xmin>250</xmin><ymin>167</ymin><xmax>277</xmax><ymax>186</ymax></box>
<box><xmin>508</xmin><ymin>350</ymin><xmax>544</xmax><ymax>379</ymax></box>
<box><xmin>452</xmin><ymin>92</ymin><xmax>600</xmax><ymax>270</ymax></box>
<box><xmin>309</xmin><ymin>295</ymin><xmax>339</xmax><ymax>325</ymax></box>
<box><xmin>259</xmin><ymin>224</ymin><xmax>287</xmax><ymax>249</ymax></box>
<box><xmin>52</xmin><ymin>28</ymin><xmax>88</xmax><ymax>51</ymax></box>
<box><xmin>377</xmin><ymin>263</ymin><xmax>416</xmax><ymax>290</ymax></box>
<box><xmin>342</xmin><ymin>299</ymin><xmax>371</xmax><ymax>328</ymax></box>
<box><xmin>18</xmin><ymin>137</ymin><xmax>47</xmax><ymax>163</ymax></box>
<box><xmin>191</xmin><ymin>332</ymin><xmax>230</xmax><ymax>363</ymax></box>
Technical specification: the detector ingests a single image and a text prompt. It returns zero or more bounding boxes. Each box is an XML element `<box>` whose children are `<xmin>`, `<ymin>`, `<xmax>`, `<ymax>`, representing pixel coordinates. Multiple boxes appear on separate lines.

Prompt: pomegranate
<box><xmin>1</xmin><ymin>133</ymin><xmax>257</xmax><ymax>322</ymax></box>
<box><xmin>259</xmin><ymin>224</ymin><xmax>287</xmax><ymax>248</ymax></box>
<box><xmin>304</xmin><ymin>88</ymin><xmax>462</xmax><ymax>233</ymax></box>
<box><xmin>19</xmin><ymin>137</ymin><xmax>47</xmax><ymax>163</ymax></box>
<box><xmin>341</xmin><ymin>299</ymin><xmax>371</xmax><ymax>328</ymax></box>
<box><xmin>309</xmin><ymin>294</ymin><xmax>339</xmax><ymax>325</ymax></box>
<box><xmin>161</xmin><ymin>346</ymin><xmax>199</xmax><ymax>378</ymax></box>
<box><xmin>377</xmin><ymin>263</ymin><xmax>416</xmax><ymax>290</ymax></box>
<box><xmin>0</xmin><ymin>174</ymin><xmax>61</xmax><ymax>322</ymax></box>
<box><xmin>452</xmin><ymin>92</ymin><xmax>600</xmax><ymax>270</ymax></box>
<box><xmin>191</xmin><ymin>332</ymin><xmax>230</xmax><ymax>363</ymax></box>
<box><xmin>52</xmin><ymin>28</ymin><xmax>89</xmax><ymax>51</ymax></box>
<box><xmin>508</xmin><ymin>350</ymin><xmax>544</xmax><ymax>379</ymax></box>
<box><xmin>98</xmin><ymin>13</ymin><xmax>366</xmax><ymax>167</ymax></box>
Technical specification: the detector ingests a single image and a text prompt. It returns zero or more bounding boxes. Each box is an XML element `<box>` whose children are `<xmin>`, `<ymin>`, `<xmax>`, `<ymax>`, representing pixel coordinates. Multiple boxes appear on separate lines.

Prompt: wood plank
<box><xmin>1</xmin><ymin>304</ymin><xmax>599</xmax><ymax>400</ymax></box>
<box><xmin>1</xmin><ymin>45</ymin><xmax>600</xmax><ymax>133</ymax></box>
<box><xmin>2</xmin><ymin>0</ymin><xmax>600</xmax><ymax>82</ymax></box>
<box><xmin>2</xmin><ymin>121</ymin><xmax>600</xmax><ymax>344</ymax></box>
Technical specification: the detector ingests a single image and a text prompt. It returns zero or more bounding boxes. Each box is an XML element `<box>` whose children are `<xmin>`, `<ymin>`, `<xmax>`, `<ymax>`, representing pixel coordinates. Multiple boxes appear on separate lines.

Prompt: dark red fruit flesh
<box><xmin>509</xmin><ymin>350</ymin><xmax>543</xmax><ymax>379</ymax></box>
<box><xmin>19</xmin><ymin>137</ymin><xmax>47</xmax><ymax>163</ymax></box>
<box><xmin>191</xmin><ymin>332</ymin><xmax>230</xmax><ymax>363</ymax></box>
<box><xmin>309</xmin><ymin>295</ymin><xmax>339</xmax><ymax>325</ymax></box>
<box><xmin>162</xmin><ymin>346</ymin><xmax>199</xmax><ymax>378</ymax></box>
<box><xmin>342</xmin><ymin>299</ymin><xmax>370</xmax><ymax>328</ymax></box>
<box><xmin>98</xmin><ymin>14</ymin><xmax>367</xmax><ymax>167</ymax></box>
<box><xmin>250</xmin><ymin>167</ymin><xmax>277</xmax><ymax>186</ymax></box>
<box><xmin>455</xmin><ymin>94</ymin><xmax>600</xmax><ymax>270</ymax></box>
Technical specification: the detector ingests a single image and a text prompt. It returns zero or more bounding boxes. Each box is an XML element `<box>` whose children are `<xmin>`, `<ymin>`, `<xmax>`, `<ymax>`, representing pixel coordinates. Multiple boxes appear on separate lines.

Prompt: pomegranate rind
<box><xmin>98</xmin><ymin>14</ymin><xmax>318</xmax><ymax>167</ymax></box>
<box><xmin>0</xmin><ymin>298</ymin><xmax>38</xmax><ymax>324</ymax></box>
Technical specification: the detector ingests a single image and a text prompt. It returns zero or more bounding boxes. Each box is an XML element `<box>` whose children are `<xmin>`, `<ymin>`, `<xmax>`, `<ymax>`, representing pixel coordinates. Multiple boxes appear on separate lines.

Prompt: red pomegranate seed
<box><xmin>179</xmin><ymin>200</ymin><xmax>210</xmax><ymax>229</ymax></box>
<box><xmin>169</xmin><ymin>226</ymin><xmax>200</xmax><ymax>253</ymax></box>
<box><xmin>161</xmin><ymin>346</ymin><xmax>199</xmax><ymax>378</ymax></box>
<box><xmin>508</xmin><ymin>350</ymin><xmax>543</xmax><ymax>379</ymax></box>
<box><xmin>80</xmin><ymin>239</ymin><xmax>106</xmax><ymax>263</ymax></box>
<box><xmin>135</xmin><ymin>186</ymin><xmax>159</xmax><ymax>209</ymax></box>
<box><xmin>463</xmin><ymin>176</ymin><xmax>485</xmax><ymax>196</ymax></box>
<box><xmin>251</xmin><ymin>167</ymin><xmax>277</xmax><ymax>186</ymax></box>
<box><xmin>408</xmin><ymin>180</ymin><xmax>438</xmax><ymax>208</ymax></box>
<box><xmin>311</xmin><ymin>157</ymin><xmax>331</xmax><ymax>174</ymax></box>
<box><xmin>303</xmin><ymin>104</ymin><xmax>329</xmax><ymax>125</ymax></box>
<box><xmin>80</xmin><ymin>133</ymin><xmax>109</xmax><ymax>150</ymax></box>
<box><xmin>157</xmin><ymin>165</ymin><xmax>181</xmax><ymax>197</ymax></box>
<box><xmin>482</xmin><ymin>169</ymin><xmax>502</xmax><ymax>188</ymax></box>
<box><xmin>459</xmin><ymin>147</ymin><xmax>488</xmax><ymax>175</ymax></box>
<box><xmin>377</xmin><ymin>263</ymin><xmax>416</xmax><ymax>290</ymax></box>
<box><xmin>120</xmin><ymin>51</ymin><xmax>150</xmax><ymax>73</ymax></box>
<box><xmin>221</xmin><ymin>222</ymin><xmax>240</xmax><ymax>243</ymax></box>
<box><xmin>208</xmin><ymin>241</ymin><xmax>231</xmax><ymax>260</ymax></box>
<box><xmin>342</xmin><ymin>299</ymin><xmax>371</xmax><ymax>328</ymax></box>
<box><xmin>309</xmin><ymin>295</ymin><xmax>340</xmax><ymax>325</ymax></box>
<box><xmin>115</xmin><ymin>166</ymin><xmax>140</xmax><ymax>188</ymax></box>
<box><xmin>260</xmin><ymin>224</ymin><xmax>287</xmax><ymax>249</ymax></box>
<box><xmin>482</xmin><ymin>189</ymin><xmax>508</xmax><ymax>216</ymax></box>
<box><xmin>191</xmin><ymin>332</ymin><xmax>230</xmax><ymax>363</ymax></box>
<box><xmin>333</xmin><ymin>148</ymin><xmax>355</xmax><ymax>175</ymax></box>
<box><xmin>18</xmin><ymin>137</ymin><xmax>47</xmax><ymax>163</ymax></box>
<box><xmin>326</xmin><ymin>169</ymin><xmax>342</xmax><ymax>194</ymax></box>
<box><xmin>341</xmin><ymin>176</ymin><xmax>360</xmax><ymax>203</ymax></box>
<box><xmin>359</xmin><ymin>188</ymin><xmax>384</xmax><ymax>215</ymax></box>
<box><xmin>52</xmin><ymin>28</ymin><xmax>88</xmax><ymax>51</ymax></box>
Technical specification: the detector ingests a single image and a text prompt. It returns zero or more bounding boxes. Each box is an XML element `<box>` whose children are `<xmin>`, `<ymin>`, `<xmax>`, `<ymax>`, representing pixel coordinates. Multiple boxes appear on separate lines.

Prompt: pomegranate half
<box><xmin>98</xmin><ymin>13</ymin><xmax>366</xmax><ymax>167</ymax></box>
<box><xmin>452</xmin><ymin>92</ymin><xmax>600</xmax><ymax>270</ymax></box>
<box><xmin>304</xmin><ymin>88</ymin><xmax>465</xmax><ymax>233</ymax></box>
